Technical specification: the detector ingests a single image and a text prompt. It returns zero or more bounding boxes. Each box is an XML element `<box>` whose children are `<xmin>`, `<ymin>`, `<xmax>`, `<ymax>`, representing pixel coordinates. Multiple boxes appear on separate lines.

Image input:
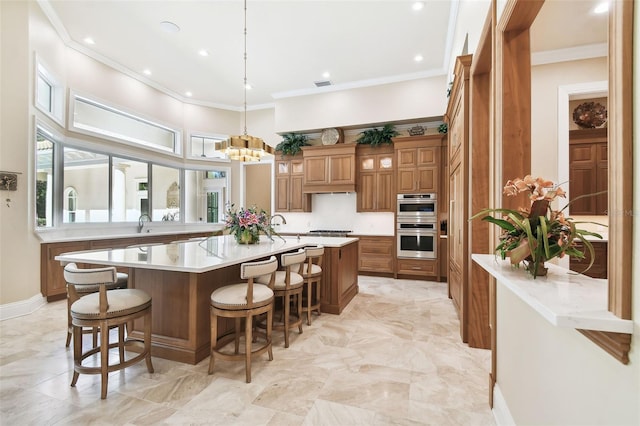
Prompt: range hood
<box><xmin>302</xmin><ymin>144</ymin><xmax>356</xmax><ymax>193</ymax></box>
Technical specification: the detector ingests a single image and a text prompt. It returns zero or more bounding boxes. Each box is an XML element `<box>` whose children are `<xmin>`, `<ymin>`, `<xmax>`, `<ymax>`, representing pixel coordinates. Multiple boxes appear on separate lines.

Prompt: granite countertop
<box><xmin>55</xmin><ymin>234</ymin><xmax>359</xmax><ymax>273</ymax></box>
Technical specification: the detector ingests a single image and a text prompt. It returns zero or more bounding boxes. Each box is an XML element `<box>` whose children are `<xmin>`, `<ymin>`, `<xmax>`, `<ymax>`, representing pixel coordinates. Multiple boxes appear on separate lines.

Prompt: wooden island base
<box><xmin>127</xmin><ymin>240</ymin><xmax>359</xmax><ymax>364</ymax></box>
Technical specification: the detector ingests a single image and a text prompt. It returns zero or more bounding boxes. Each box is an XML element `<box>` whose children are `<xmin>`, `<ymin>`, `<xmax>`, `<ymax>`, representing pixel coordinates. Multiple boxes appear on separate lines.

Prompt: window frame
<box><xmin>34</xmin><ymin>55</ymin><xmax>65</xmax><ymax>127</ymax></box>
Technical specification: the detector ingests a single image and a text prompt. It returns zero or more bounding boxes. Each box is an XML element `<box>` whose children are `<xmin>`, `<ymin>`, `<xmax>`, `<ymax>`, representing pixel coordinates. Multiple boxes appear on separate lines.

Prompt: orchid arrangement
<box><xmin>471</xmin><ymin>176</ymin><xmax>604</xmax><ymax>278</ymax></box>
<box><xmin>224</xmin><ymin>204</ymin><xmax>276</xmax><ymax>243</ymax></box>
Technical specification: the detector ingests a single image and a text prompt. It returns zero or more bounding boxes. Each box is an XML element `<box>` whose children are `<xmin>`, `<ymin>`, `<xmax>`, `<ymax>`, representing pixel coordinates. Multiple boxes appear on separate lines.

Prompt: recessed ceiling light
<box><xmin>593</xmin><ymin>2</ymin><xmax>609</xmax><ymax>14</ymax></box>
<box><xmin>412</xmin><ymin>2</ymin><xmax>424</xmax><ymax>11</ymax></box>
<box><xmin>185</xmin><ymin>91</ymin><xmax>192</xmax><ymax>97</ymax></box>
<box><xmin>83</xmin><ymin>37</ymin><xmax>95</xmax><ymax>45</ymax></box>
<box><xmin>414</xmin><ymin>54</ymin><xmax>424</xmax><ymax>62</ymax></box>
<box><xmin>143</xmin><ymin>69</ymin><xmax>152</xmax><ymax>76</ymax></box>
<box><xmin>322</xmin><ymin>71</ymin><xmax>331</xmax><ymax>79</ymax></box>
<box><xmin>160</xmin><ymin>21</ymin><xmax>180</xmax><ymax>33</ymax></box>
<box><xmin>198</xmin><ymin>49</ymin><xmax>209</xmax><ymax>57</ymax></box>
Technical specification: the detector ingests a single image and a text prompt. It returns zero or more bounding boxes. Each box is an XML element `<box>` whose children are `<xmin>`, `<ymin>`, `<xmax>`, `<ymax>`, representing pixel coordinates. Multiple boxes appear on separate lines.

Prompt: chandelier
<box><xmin>219</xmin><ymin>0</ymin><xmax>274</xmax><ymax>162</ymax></box>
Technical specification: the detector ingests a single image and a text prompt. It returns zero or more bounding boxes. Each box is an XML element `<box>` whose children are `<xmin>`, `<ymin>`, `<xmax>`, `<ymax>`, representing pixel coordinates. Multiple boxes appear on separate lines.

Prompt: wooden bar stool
<box><xmin>301</xmin><ymin>245</ymin><xmax>324</xmax><ymax>326</ymax></box>
<box><xmin>64</xmin><ymin>263</ymin><xmax>154</xmax><ymax>399</ymax></box>
<box><xmin>64</xmin><ymin>265</ymin><xmax>128</xmax><ymax>348</ymax></box>
<box><xmin>257</xmin><ymin>249</ymin><xmax>306</xmax><ymax>348</ymax></box>
<box><xmin>208</xmin><ymin>256</ymin><xmax>277</xmax><ymax>383</ymax></box>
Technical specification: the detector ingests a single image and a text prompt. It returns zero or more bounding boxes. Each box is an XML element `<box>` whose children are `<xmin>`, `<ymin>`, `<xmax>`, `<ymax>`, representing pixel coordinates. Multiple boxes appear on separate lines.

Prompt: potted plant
<box><xmin>471</xmin><ymin>175</ymin><xmax>604</xmax><ymax>278</ymax></box>
<box><xmin>356</xmin><ymin>124</ymin><xmax>399</xmax><ymax>147</ymax></box>
<box><xmin>275</xmin><ymin>133</ymin><xmax>309</xmax><ymax>157</ymax></box>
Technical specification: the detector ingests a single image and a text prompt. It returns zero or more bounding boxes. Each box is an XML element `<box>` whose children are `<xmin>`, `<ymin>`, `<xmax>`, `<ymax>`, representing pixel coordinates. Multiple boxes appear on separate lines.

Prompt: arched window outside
<box><xmin>65</xmin><ymin>187</ymin><xmax>78</xmax><ymax>223</ymax></box>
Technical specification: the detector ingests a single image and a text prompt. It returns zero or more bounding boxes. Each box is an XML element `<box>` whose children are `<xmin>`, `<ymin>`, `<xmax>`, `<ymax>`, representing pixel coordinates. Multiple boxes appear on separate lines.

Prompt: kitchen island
<box><xmin>55</xmin><ymin>235</ymin><xmax>359</xmax><ymax>364</ymax></box>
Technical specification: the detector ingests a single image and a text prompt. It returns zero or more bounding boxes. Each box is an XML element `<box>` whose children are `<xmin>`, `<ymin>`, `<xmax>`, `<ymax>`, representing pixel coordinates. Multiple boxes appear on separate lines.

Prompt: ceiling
<box><xmin>39</xmin><ymin>0</ymin><xmax>607</xmax><ymax>111</ymax></box>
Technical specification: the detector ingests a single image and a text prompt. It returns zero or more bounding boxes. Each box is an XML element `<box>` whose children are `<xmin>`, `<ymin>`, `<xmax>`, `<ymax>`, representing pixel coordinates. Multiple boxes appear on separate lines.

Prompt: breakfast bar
<box><xmin>55</xmin><ymin>235</ymin><xmax>359</xmax><ymax>364</ymax></box>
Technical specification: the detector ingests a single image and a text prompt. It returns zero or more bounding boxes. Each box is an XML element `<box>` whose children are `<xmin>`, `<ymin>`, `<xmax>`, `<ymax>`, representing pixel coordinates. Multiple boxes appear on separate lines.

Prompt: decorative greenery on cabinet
<box><xmin>275</xmin><ymin>133</ymin><xmax>309</xmax><ymax>157</ymax></box>
<box><xmin>356</xmin><ymin>124</ymin><xmax>399</xmax><ymax>146</ymax></box>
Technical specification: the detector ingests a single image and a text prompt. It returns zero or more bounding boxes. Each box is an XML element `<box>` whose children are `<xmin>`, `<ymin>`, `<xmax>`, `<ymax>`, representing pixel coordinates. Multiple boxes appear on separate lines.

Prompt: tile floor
<box><xmin>0</xmin><ymin>276</ymin><xmax>495</xmax><ymax>425</ymax></box>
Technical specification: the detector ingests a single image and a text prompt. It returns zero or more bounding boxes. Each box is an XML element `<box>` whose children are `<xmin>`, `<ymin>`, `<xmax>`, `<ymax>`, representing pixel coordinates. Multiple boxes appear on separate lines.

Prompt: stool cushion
<box><xmin>211</xmin><ymin>283</ymin><xmax>273</xmax><ymax>309</ymax></box>
<box><xmin>71</xmin><ymin>288</ymin><xmax>151</xmax><ymax>320</ymax></box>
<box><xmin>301</xmin><ymin>264</ymin><xmax>322</xmax><ymax>276</ymax></box>
<box><xmin>256</xmin><ymin>271</ymin><xmax>303</xmax><ymax>289</ymax></box>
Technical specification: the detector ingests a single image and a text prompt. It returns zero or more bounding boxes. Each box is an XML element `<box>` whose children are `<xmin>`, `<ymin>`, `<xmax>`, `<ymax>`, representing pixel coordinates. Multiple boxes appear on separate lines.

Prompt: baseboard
<box><xmin>0</xmin><ymin>293</ymin><xmax>47</xmax><ymax>321</ymax></box>
<box><xmin>492</xmin><ymin>384</ymin><xmax>516</xmax><ymax>426</ymax></box>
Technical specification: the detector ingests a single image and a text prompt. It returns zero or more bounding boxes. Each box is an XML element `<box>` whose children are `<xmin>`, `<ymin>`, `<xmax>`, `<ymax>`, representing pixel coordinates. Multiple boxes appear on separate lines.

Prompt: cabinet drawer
<box><xmin>359</xmin><ymin>256</ymin><xmax>394</xmax><ymax>273</ymax></box>
<box><xmin>396</xmin><ymin>258</ymin><xmax>437</xmax><ymax>277</ymax></box>
<box><xmin>360</xmin><ymin>239</ymin><xmax>393</xmax><ymax>256</ymax></box>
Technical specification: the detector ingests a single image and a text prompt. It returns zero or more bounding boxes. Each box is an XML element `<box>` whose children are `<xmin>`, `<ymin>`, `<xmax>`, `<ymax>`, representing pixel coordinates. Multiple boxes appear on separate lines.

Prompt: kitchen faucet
<box><xmin>269</xmin><ymin>214</ymin><xmax>287</xmax><ymax>226</ymax></box>
<box><xmin>138</xmin><ymin>213</ymin><xmax>151</xmax><ymax>233</ymax></box>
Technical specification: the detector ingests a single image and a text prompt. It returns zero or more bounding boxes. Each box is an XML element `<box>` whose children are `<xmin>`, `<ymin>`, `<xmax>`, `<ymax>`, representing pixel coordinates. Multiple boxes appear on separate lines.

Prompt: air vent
<box><xmin>314</xmin><ymin>80</ymin><xmax>332</xmax><ymax>87</ymax></box>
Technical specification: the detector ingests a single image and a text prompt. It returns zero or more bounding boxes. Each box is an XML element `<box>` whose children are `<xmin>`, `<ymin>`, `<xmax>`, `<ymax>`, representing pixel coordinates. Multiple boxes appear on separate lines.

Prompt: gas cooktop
<box><xmin>308</xmin><ymin>230</ymin><xmax>352</xmax><ymax>237</ymax></box>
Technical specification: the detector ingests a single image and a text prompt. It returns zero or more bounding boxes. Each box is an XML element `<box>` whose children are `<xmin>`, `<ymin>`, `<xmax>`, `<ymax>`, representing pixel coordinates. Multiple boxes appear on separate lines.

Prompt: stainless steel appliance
<box><xmin>396</xmin><ymin>193</ymin><xmax>437</xmax><ymax>218</ymax></box>
<box><xmin>308</xmin><ymin>230</ymin><xmax>352</xmax><ymax>237</ymax></box>
<box><xmin>396</xmin><ymin>217</ymin><xmax>437</xmax><ymax>259</ymax></box>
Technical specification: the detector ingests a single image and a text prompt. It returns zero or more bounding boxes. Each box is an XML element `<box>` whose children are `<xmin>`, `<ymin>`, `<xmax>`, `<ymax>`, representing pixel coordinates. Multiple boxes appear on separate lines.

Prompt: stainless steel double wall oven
<box><xmin>396</xmin><ymin>193</ymin><xmax>437</xmax><ymax>259</ymax></box>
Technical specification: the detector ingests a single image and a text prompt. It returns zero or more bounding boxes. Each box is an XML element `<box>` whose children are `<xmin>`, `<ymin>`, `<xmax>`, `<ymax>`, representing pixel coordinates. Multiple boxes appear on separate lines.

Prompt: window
<box><xmin>184</xmin><ymin>169</ymin><xmax>229</xmax><ymax>223</ymax></box>
<box><xmin>35</xmin><ymin>59</ymin><xmax>64</xmax><ymax>125</ymax></box>
<box><xmin>70</xmin><ymin>94</ymin><xmax>181</xmax><ymax>154</ymax></box>
<box><xmin>151</xmin><ymin>164</ymin><xmax>180</xmax><ymax>221</ymax></box>
<box><xmin>35</xmin><ymin>126</ymin><xmax>57</xmax><ymax>228</ymax></box>
<box><xmin>190</xmin><ymin>134</ymin><xmax>228</xmax><ymax>160</ymax></box>
<box><xmin>63</xmin><ymin>147</ymin><xmax>109</xmax><ymax>223</ymax></box>
<box><xmin>65</xmin><ymin>187</ymin><xmax>78</xmax><ymax>223</ymax></box>
<box><xmin>112</xmin><ymin>157</ymin><xmax>148</xmax><ymax>222</ymax></box>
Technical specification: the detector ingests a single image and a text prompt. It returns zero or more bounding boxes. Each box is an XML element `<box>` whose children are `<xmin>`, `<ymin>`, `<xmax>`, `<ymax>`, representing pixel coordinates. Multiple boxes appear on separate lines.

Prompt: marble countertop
<box><xmin>55</xmin><ymin>235</ymin><xmax>358</xmax><ymax>273</ymax></box>
<box><xmin>472</xmin><ymin>254</ymin><xmax>632</xmax><ymax>334</ymax></box>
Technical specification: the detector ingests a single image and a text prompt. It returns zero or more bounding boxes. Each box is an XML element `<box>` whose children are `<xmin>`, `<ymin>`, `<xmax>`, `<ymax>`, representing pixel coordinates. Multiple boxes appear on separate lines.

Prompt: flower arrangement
<box><xmin>471</xmin><ymin>176</ymin><xmax>604</xmax><ymax>278</ymax></box>
<box><xmin>224</xmin><ymin>204</ymin><xmax>277</xmax><ymax>244</ymax></box>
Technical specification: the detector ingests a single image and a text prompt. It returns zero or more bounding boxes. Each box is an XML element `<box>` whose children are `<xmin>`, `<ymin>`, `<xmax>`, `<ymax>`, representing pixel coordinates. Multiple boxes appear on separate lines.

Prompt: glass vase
<box><xmin>235</xmin><ymin>228</ymin><xmax>260</xmax><ymax>244</ymax></box>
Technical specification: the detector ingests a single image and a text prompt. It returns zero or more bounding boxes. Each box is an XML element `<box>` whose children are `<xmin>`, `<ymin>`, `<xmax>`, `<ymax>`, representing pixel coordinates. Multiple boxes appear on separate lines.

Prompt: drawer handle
<box><xmin>411</xmin><ymin>266</ymin><xmax>421</xmax><ymax>270</ymax></box>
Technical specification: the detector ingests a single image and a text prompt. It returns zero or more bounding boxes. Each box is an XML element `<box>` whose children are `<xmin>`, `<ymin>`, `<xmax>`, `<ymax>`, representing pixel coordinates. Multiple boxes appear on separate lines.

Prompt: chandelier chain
<box><xmin>243</xmin><ymin>0</ymin><xmax>248</xmax><ymax>137</ymax></box>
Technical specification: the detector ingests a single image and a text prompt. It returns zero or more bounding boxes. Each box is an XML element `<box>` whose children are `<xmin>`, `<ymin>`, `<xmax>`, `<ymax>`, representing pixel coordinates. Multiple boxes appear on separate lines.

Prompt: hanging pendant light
<box><xmin>219</xmin><ymin>0</ymin><xmax>274</xmax><ymax>162</ymax></box>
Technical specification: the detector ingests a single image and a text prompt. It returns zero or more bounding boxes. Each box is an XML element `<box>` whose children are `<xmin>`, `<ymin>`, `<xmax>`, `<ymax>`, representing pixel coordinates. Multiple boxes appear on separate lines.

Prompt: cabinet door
<box><xmin>396</xmin><ymin>148</ymin><xmax>417</xmax><ymax>168</ymax></box>
<box><xmin>569</xmin><ymin>144</ymin><xmax>597</xmax><ymax>215</ymax></box>
<box><xmin>357</xmin><ymin>173</ymin><xmax>376</xmax><ymax>212</ymax></box>
<box><xmin>449</xmin><ymin>162</ymin><xmax>464</xmax><ymax>273</ymax></box>
<box><xmin>376</xmin><ymin>171</ymin><xmax>394</xmax><ymax>211</ymax></box>
<box><xmin>276</xmin><ymin>160</ymin><xmax>290</xmax><ymax>176</ymax></box>
<box><xmin>329</xmin><ymin>155</ymin><xmax>355</xmax><ymax>185</ymax></box>
<box><xmin>417</xmin><ymin>147</ymin><xmax>438</xmax><ymax>166</ymax></box>
<box><xmin>397</xmin><ymin>169</ymin><xmax>417</xmax><ymax>193</ymax></box>
<box><xmin>304</xmin><ymin>157</ymin><xmax>328</xmax><ymax>185</ymax></box>
<box><xmin>275</xmin><ymin>176</ymin><xmax>290</xmax><ymax>211</ymax></box>
<box><xmin>289</xmin><ymin>175</ymin><xmax>307</xmax><ymax>211</ymax></box>
<box><xmin>417</xmin><ymin>166</ymin><xmax>438</xmax><ymax>193</ymax></box>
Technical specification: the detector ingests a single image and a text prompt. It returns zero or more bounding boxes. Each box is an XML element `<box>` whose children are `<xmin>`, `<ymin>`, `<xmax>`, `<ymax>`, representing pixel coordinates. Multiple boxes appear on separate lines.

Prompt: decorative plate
<box><xmin>573</xmin><ymin>101</ymin><xmax>607</xmax><ymax>128</ymax></box>
<box><xmin>321</xmin><ymin>128</ymin><xmax>341</xmax><ymax>145</ymax></box>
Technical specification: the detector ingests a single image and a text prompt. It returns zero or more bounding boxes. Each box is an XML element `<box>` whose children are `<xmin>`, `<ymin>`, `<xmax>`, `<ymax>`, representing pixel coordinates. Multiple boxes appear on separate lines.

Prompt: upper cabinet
<box><xmin>275</xmin><ymin>154</ymin><xmax>312</xmax><ymax>212</ymax></box>
<box><xmin>394</xmin><ymin>135</ymin><xmax>442</xmax><ymax>194</ymax></box>
<box><xmin>356</xmin><ymin>145</ymin><xmax>395</xmax><ymax>212</ymax></box>
<box><xmin>568</xmin><ymin>128</ymin><xmax>608</xmax><ymax>215</ymax></box>
<box><xmin>302</xmin><ymin>144</ymin><xmax>356</xmax><ymax>193</ymax></box>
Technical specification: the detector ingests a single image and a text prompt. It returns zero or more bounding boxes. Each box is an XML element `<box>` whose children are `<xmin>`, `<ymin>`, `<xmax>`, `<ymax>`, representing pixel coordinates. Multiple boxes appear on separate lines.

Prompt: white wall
<box><xmin>274</xmin><ymin>76</ymin><xmax>448</xmax><ymax>133</ymax></box>
<box><xmin>531</xmin><ymin>57</ymin><xmax>607</xmax><ymax>182</ymax></box>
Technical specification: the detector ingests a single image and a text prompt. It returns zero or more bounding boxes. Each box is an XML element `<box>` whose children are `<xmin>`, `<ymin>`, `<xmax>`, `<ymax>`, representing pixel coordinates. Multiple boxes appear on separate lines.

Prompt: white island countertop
<box><xmin>55</xmin><ymin>235</ymin><xmax>358</xmax><ymax>273</ymax></box>
<box><xmin>472</xmin><ymin>254</ymin><xmax>632</xmax><ymax>334</ymax></box>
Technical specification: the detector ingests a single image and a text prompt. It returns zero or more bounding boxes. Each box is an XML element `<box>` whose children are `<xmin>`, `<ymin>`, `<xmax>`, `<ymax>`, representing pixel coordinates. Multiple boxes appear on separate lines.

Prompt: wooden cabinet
<box><xmin>395</xmin><ymin>136</ymin><xmax>441</xmax><ymax>194</ymax></box>
<box><xmin>445</xmin><ymin>54</ymin><xmax>490</xmax><ymax>349</ymax></box>
<box><xmin>569</xmin><ymin>128</ymin><xmax>608</xmax><ymax>215</ymax></box>
<box><xmin>357</xmin><ymin>235</ymin><xmax>394</xmax><ymax>274</ymax></box>
<box><xmin>356</xmin><ymin>145</ymin><xmax>394</xmax><ymax>212</ymax></box>
<box><xmin>396</xmin><ymin>258</ymin><xmax>437</xmax><ymax>278</ymax></box>
<box><xmin>319</xmin><ymin>240</ymin><xmax>359</xmax><ymax>315</ymax></box>
<box><xmin>40</xmin><ymin>231</ymin><xmax>210</xmax><ymax>301</ymax></box>
<box><xmin>302</xmin><ymin>144</ymin><xmax>356</xmax><ymax>193</ymax></box>
<box><xmin>275</xmin><ymin>154</ymin><xmax>311</xmax><ymax>212</ymax></box>
<box><xmin>570</xmin><ymin>240</ymin><xmax>608</xmax><ymax>279</ymax></box>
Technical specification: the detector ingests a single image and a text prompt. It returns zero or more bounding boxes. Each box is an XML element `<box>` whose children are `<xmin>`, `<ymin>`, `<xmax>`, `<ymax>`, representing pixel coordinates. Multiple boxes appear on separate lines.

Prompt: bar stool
<box><xmin>256</xmin><ymin>249</ymin><xmax>306</xmax><ymax>348</ymax></box>
<box><xmin>301</xmin><ymin>245</ymin><xmax>324</xmax><ymax>326</ymax></box>
<box><xmin>64</xmin><ymin>263</ymin><xmax>154</xmax><ymax>399</ymax></box>
<box><xmin>64</xmin><ymin>265</ymin><xmax>128</xmax><ymax>348</ymax></box>
<box><xmin>208</xmin><ymin>256</ymin><xmax>277</xmax><ymax>383</ymax></box>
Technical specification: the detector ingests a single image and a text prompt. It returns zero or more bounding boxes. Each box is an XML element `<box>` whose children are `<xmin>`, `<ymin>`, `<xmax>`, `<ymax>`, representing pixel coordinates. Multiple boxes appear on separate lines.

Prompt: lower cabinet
<box><xmin>570</xmin><ymin>240</ymin><xmax>608</xmax><ymax>279</ymax></box>
<box><xmin>396</xmin><ymin>258</ymin><xmax>438</xmax><ymax>279</ymax></box>
<box><xmin>357</xmin><ymin>236</ymin><xmax>394</xmax><ymax>274</ymax></box>
<box><xmin>319</xmin><ymin>240</ymin><xmax>359</xmax><ymax>315</ymax></box>
<box><xmin>41</xmin><ymin>232</ymin><xmax>212</xmax><ymax>301</ymax></box>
